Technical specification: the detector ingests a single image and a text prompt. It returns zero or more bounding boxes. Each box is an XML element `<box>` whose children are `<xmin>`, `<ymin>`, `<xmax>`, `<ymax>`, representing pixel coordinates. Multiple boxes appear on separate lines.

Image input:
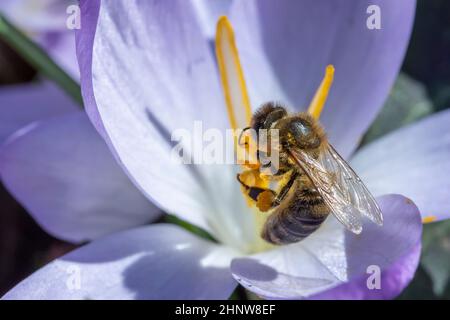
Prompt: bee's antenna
<box><xmin>238</xmin><ymin>127</ymin><xmax>252</xmax><ymax>146</ymax></box>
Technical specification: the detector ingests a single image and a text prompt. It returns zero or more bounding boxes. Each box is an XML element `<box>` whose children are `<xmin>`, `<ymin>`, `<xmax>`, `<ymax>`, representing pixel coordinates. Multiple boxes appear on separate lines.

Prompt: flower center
<box><xmin>214</xmin><ymin>16</ymin><xmax>335</xmax><ymax>252</ymax></box>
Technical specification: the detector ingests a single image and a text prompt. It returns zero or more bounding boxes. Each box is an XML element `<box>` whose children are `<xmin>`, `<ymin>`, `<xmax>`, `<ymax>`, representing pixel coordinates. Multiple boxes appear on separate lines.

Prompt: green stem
<box><xmin>163</xmin><ymin>214</ymin><xmax>217</xmax><ymax>243</ymax></box>
<box><xmin>0</xmin><ymin>14</ymin><xmax>83</xmax><ymax>107</ymax></box>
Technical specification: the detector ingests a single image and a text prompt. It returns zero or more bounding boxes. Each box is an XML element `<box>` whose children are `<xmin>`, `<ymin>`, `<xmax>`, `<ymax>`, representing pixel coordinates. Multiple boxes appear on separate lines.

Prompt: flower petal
<box><xmin>1</xmin><ymin>0</ymin><xmax>74</xmax><ymax>32</ymax></box>
<box><xmin>76</xmin><ymin>0</ymin><xmax>229</xmax><ymax>232</ymax></box>
<box><xmin>0</xmin><ymin>112</ymin><xmax>159</xmax><ymax>243</ymax></box>
<box><xmin>192</xmin><ymin>0</ymin><xmax>233</xmax><ymax>38</ymax></box>
<box><xmin>2</xmin><ymin>224</ymin><xmax>238</xmax><ymax>300</ymax></box>
<box><xmin>38</xmin><ymin>30</ymin><xmax>79</xmax><ymax>79</ymax></box>
<box><xmin>351</xmin><ymin>110</ymin><xmax>450</xmax><ymax>222</ymax></box>
<box><xmin>310</xmin><ymin>242</ymin><xmax>421</xmax><ymax>299</ymax></box>
<box><xmin>230</xmin><ymin>194</ymin><xmax>422</xmax><ymax>299</ymax></box>
<box><xmin>0</xmin><ymin>81</ymin><xmax>77</xmax><ymax>143</ymax></box>
<box><xmin>230</xmin><ymin>0</ymin><xmax>416</xmax><ymax>158</ymax></box>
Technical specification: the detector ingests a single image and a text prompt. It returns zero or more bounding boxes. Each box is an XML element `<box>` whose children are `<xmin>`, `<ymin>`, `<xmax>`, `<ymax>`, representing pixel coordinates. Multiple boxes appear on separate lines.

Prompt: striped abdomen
<box><xmin>261</xmin><ymin>182</ymin><xmax>329</xmax><ymax>245</ymax></box>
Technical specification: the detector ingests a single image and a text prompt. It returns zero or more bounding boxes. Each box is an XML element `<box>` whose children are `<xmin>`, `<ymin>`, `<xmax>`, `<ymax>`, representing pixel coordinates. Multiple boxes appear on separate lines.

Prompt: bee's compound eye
<box><xmin>289</xmin><ymin>120</ymin><xmax>321</xmax><ymax>149</ymax></box>
<box><xmin>289</xmin><ymin>121</ymin><xmax>312</xmax><ymax>137</ymax></box>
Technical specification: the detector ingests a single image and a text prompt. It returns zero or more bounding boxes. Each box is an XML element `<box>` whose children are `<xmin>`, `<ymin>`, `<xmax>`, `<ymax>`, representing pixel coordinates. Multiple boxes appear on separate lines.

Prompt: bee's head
<box><xmin>251</xmin><ymin>102</ymin><xmax>287</xmax><ymax>132</ymax></box>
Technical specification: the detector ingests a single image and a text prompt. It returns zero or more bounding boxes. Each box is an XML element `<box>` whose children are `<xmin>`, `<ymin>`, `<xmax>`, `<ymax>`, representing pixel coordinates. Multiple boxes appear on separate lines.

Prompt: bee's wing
<box><xmin>324</xmin><ymin>145</ymin><xmax>383</xmax><ymax>226</ymax></box>
<box><xmin>289</xmin><ymin>144</ymin><xmax>382</xmax><ymax>234</ymax></box>
<box><xmin>288</xmin><ymin>147</ymin><xmax>362</xmax><ymax>234</ymax></box>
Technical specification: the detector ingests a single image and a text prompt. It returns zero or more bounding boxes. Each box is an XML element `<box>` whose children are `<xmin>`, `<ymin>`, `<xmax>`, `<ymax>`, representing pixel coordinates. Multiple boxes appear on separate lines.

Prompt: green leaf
<box><xmin>0</xmin><ymin>14</ymin><xmax>83</xmax><ymax>106</ymax></box>
<box><xmin>421</xmin><ymin>220</ymin><xmax>450</xmax><ymax>296</ymax></box>
<box><xmin>396</xmin><ymin>266</ymin><xmax>437</xmax><ymax>300</ymax></box>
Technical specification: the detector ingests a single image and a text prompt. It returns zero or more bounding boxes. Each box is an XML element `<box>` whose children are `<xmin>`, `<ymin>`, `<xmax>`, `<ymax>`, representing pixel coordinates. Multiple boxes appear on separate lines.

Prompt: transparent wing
<box><xmin>289</xmin><ymin>144</ymin><xmax>382</xmax><ymax>234</ymax></box>
<box><xmin>325</xmin><ymin>145</ymin><xmax>383</xmax><ymax>226</ymax></box>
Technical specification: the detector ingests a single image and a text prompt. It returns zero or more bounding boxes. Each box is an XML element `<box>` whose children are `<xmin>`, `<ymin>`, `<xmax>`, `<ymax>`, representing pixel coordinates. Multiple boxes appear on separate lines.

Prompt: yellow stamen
<box><xmin>307</xmin><ymin>65</ymin><xmax>335</xmax><ymax>120</ymax></box>
<box><xmin>215</xmin><ymin>16</ymin><xmax>252</xmax><ymax>131</ymax></box>
<box><xmin>422</xmin><ymin>215</ymin><xmax>437</xmax><ymax>224</ymax></box>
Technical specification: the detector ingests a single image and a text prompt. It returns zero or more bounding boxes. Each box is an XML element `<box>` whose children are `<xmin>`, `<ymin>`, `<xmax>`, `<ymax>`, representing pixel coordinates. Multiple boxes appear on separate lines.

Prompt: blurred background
<box><xmin>0</xmin><ymin>0</ymin><xmax>449</xmax><ymax>298</ymax></box>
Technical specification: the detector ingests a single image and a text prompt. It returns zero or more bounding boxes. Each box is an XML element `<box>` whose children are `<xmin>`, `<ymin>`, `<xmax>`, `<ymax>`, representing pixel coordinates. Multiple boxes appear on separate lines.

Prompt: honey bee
<box><xmin>238</xmin><ymin>102</ymin><xmax>383</xmax><ymax>245</ymax></box>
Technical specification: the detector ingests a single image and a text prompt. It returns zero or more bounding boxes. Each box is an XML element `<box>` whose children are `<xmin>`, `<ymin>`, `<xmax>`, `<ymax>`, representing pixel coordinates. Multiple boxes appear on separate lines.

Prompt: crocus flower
<box><xmin>2</xmin><ymin>0</ymin><xmax>450</xmax><ymax>300</ymax></box>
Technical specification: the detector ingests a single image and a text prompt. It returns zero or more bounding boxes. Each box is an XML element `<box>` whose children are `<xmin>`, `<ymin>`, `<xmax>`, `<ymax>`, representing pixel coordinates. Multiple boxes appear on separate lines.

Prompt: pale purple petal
<box><xmin>1</xmin><ymin>0</ymin><xmax>74</xmax><ymax>32</ymax></box>
<box><xmin>231</xmin><ymin>0</ymin><xmax>416</xmax><ymax>158</ymax></box>
<box><xmin>0</xmin><ymin>81</ymin><xmax>77</xmax><ymax>143</ymax></box>
<box><xmin>310</xmin><ymin>242</ymin><xmax>421</xmax><ymax>299</ymax></box>
<box><xmin>2</xmin><ymin>224</ymin><xmax>238</xmax><ymax>300</ymax></box>
<box><xmin>192</xmin><ymin>0</ymin><xmax>233</xmax><ymax>38</ymax></box>
<box><xmin>352</xmin><ymin>110</ymin><xmax>450</xmax><ymax>222</ymax></box>
<box><xmin>76</xmin><ymin>0</ymin><xmax>229</xmax><ymax>232</ymax></box>
<box><xmin>231</xmin><ymin>195</ymin><xmax>422</xmax><ymax>299</ymax></box>
<box><xmin>38</xmin><ymin>31</ymin><xmax>79</xmax><ymax>79</ymax></box>
<box><xmin>0</xmin><ymin>112</ymin><xmax>160</xmax><ymax>243</ymax></box>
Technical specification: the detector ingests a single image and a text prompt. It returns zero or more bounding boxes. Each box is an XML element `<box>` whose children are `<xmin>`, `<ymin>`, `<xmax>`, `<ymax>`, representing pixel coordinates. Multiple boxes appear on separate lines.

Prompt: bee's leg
<box><xmin>237</xmin><ymin>171</ymin><xmax>276</xmax><ymax>212</ymax></box>
<box><xmin>272</xmin><ymin>171</ymin><xmax>299</xmax><ymax>206</ymax></box>
<box><xmin>236</xmin><ymin>170</ymin><xmax>298</xmax><ymax>212</ymax></box>
<box><xmin>236</xmin><ymin>171</ymin><xmax>272</xmax><ymax>202</ymax></box>
<box><xmin>258</xmin><ymin>150</ymin><xmax>291</xmax><ymax>177</ymax></box>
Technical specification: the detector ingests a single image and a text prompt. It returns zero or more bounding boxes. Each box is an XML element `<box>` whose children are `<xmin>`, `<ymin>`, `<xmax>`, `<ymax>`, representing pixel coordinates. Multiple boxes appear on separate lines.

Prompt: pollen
<box><xmin>307</xmin><ymin>65</ymin><xmax>335</xmax><ymax>120</ymax></box>
<box><xmin>238</xmin><ymin>169</ymin><xmax>269</xmax><ymax>190</ymax></box>
<box><xmin>256</xmin><ymin>190</ymin><xmax>275</xmax><ymax>212</ymax></box>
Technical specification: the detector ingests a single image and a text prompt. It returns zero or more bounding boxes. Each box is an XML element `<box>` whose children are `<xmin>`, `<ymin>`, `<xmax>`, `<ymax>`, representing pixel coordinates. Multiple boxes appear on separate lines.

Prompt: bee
<box><xmin>238</xmin><ymin>102</ymin><xmax>383</xmax><ymax>245</ymax></box>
